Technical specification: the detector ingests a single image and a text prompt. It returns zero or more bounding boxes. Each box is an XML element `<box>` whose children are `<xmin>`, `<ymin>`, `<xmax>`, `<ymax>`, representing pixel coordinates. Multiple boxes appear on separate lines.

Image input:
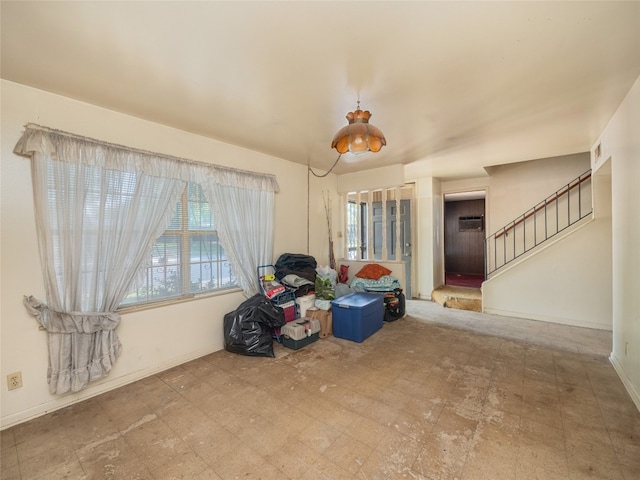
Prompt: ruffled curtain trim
<box><xmin>13</xmin><ymin>124</ymin><xmax>280</xmax><ymax>192</ymax></box>
<box><xmin>47</xmin><ymin>331</ymin><xmax>122</xmax><ymax>394</ymax></box>
<box><xmin>24</xmin><ymin>295</ymin><xmax>123</xmax><ymax>394</ymax></box>
<box><xmin>24</xmin><ymin>296</ymin><xmax>120</xmax><ymax>333</ymax></box>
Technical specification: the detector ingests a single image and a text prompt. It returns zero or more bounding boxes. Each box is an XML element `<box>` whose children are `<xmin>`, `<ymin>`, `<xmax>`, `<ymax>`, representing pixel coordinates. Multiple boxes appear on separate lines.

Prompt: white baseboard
<box><xmin>482</xmin><ymin>307</ymin><xmax>612</xmax><ymax>331</ymax></box>
<box><xmin>0</xmin><ymin>345</ymin><xmax>221</xmax><ymax>430</ymax></box>
<box><xmin>609</xmin><ymin>353</ymin><xmax>640</xmax><ymax>413</ymax></box>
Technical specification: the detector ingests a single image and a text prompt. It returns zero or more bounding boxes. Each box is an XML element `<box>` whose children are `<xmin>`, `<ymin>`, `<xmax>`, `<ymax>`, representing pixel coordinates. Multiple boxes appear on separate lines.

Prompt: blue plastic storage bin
<box><xmin>330</xmin><ymin>292</ymin><xmax>383</xmax><ymax>342</ymax></box>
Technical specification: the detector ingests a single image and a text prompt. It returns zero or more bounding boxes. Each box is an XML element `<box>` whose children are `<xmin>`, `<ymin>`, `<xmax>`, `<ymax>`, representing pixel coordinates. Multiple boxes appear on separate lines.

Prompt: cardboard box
<box><xmin>330</xmin><ymin>293</ymin><xmax>383</xmax><ymax>342</ymax></box>
<box><xmin>306</xmin><ymin>308</ymin><xmax>333</xmax><ymax>338</ymax></box>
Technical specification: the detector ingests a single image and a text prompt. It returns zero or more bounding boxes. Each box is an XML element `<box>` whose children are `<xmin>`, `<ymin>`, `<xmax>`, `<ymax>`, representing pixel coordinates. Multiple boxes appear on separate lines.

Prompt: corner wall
<box><xmin>596</xmin><ymin>74</ymin><xmax>640</xmax><ymax>409</ymax></box>
<box><xmin>413</xmin><ymin>177</ymin><xmax>441</xmax><ymax>299</ymax></box>
<box><xmin>0</xmin><ymin>80</ymin><xmax>336</xmax><ymax>428</ymax></box>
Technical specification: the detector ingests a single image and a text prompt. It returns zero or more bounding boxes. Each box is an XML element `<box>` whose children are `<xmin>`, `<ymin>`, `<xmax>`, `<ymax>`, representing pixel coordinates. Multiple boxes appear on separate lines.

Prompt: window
<box><xmin>345</xmin><ymin>186</ymin><xmax>413</xmax><ymax>261</ymax></box>
<box><xmin>346</xmin><ymin>200</ymin><xmax>368</xmax><ymax>260</ymax></box>
<box><xmin>121</xmin><ymin>183</ymin><xmax>236</xmax><ymax>306</ymax></box>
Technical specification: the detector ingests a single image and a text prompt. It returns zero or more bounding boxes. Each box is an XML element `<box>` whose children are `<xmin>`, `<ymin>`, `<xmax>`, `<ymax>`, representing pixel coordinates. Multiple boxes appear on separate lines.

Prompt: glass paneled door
<box><xmin>372</xmin><ymin>199</ymin><xmax>411</xmax><ymax>298</ymax></box>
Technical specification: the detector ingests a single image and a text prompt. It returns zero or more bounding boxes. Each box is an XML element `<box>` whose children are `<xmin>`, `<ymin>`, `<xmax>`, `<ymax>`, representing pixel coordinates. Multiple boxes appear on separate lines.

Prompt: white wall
<box><xmin>482</xmin><ymin>215</ymin><xmax>612</xmax><ymax>329</ymax></box>
<box><xmin>485</xmin><ymin>153</ymin><xmax>591</xmax><ymax>233</ymax></box>
<box><xmin>0</xmin><ymin>80</ymin><xmax>336</xmax><ymax>428</ymax></box>
<box><xmin>308</xmin><ymin>173</ymin><xmax>342</xmax><ymax>268</ymax></box>
<box><xmin>336</xmin><ymin>164</ymin><xmax>405</xmax><ymax>194</ymax></box>
<box><xmin>597</xmin><ymin>75</ymin><xmax>640</xmax><ymax>410</ymax></box>
<box><xmin>440</xmin><ymin>177</ymin><xmax>488</xmax><ymax>197</ymax></box>
<box><xmin>411</xmin><ymin>177</ymin><xmax>442</xmax><ymax>299</ymax></box>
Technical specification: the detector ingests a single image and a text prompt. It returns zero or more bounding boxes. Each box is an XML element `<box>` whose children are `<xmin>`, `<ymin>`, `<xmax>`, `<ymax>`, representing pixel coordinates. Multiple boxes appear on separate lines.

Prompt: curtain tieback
<box><xmin>23</xmin><ymin>295</ymin><xmax>121</xmax><ymax>334</ymax></box>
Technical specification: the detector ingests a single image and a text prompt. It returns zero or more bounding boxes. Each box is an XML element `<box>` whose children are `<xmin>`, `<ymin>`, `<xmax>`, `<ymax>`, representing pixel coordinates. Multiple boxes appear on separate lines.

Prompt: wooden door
<box><xmin>444</xmin><ymin>199</ymin><xmax>485</xmax><ymax>275</ymax></box>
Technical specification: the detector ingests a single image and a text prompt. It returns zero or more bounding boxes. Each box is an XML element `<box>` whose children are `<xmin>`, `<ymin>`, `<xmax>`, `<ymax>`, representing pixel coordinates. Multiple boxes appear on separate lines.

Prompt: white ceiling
<box><xmin>2</xmin><ymin>1</ymin><xmax>639</xmax><ymax>179</ymax></box>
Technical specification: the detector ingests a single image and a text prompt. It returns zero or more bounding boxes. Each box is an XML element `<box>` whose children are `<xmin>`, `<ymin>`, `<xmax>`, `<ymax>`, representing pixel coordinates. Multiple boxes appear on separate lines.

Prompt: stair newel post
<box><xmin>484</xmin><ymin>235</ymin><xmax>488</xmax><ymax>278</ymax></box>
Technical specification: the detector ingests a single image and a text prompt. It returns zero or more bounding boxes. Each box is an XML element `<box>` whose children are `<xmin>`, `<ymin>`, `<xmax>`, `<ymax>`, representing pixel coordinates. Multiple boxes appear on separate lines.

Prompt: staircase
<box><xmin>485</xmin><ymin>169</ymin><xmax>592</xmax><ymax>277</ymax></box>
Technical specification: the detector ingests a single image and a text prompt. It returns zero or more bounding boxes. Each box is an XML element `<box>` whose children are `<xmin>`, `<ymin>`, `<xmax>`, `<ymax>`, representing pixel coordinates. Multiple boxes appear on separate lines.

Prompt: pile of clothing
<box><xmin>274</xmin><ymin>253</ymin><xmax>317</xmax><ymax>297</ymax></box>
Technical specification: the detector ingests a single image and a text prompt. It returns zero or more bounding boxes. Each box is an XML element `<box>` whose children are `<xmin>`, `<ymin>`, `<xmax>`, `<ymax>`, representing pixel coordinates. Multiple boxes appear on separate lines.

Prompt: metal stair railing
<box><xmin>485</xmin><ymin>169</ymin><xmax>592</xmax><ymax>276</ymax></box>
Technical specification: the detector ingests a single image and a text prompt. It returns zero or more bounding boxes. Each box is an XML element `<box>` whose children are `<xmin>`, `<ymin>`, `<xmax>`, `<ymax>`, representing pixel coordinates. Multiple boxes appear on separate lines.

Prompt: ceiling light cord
<box><xmin>308</xmin><ymin>154</ymin><xmax>342</xmax><ymax>178</ymax></box>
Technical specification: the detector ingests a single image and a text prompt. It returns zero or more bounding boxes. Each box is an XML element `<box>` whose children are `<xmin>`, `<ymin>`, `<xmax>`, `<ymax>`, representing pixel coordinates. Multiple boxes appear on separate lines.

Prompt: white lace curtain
<box><xmin>14</xmin><ymin>124</ymin><xmax>279</xmax><ymax>394</ymax></box>
<box><xmin>205</xmin><ymin>183</ymin><xmax>274</xmax><ymax>296</ymax></box>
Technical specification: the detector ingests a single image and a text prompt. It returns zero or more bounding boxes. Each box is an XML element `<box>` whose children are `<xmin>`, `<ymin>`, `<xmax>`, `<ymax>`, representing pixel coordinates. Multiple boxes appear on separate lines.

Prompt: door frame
<box><xmin>440</xmin><ymin>189</ymin><xmax>488</xmax><ymax>288</ymax></box>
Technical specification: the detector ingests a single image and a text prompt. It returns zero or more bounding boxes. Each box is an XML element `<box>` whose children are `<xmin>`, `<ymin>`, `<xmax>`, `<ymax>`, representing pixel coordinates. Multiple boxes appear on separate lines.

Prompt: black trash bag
<box><xmin>224</xmin><ymin>294</ymin><xmax>286</xmax><ymax>357</ymax></box>
<box><xmin>274</xmin><ymin>253</ymin><xmax>317</xmax><ymax>283</ymax></box>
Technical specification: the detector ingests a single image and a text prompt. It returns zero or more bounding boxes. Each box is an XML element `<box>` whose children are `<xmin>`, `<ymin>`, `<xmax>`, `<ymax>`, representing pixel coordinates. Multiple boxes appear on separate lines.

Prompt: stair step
<box><xmin>432</xmin><ymin>286</ymin><xmax>482</xmax><ymax>312</ymax></box>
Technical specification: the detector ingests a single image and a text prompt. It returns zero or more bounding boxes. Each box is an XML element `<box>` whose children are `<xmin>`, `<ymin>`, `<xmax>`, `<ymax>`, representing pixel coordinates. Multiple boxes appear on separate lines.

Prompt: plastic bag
<box><xmin>316</xmin><ymin>265</ymin><xmax>337</xmax><ymax>286</ymax></box>
<box><xmin>223</xmin><ymin>294</ymin><xmax>286</xmax><ymax>357</ymax></box>
<box><xmin>334</xmin><ymin>283</ymin><xmax>353</xmax><ymax>299</ymax></box>
<box><xmin>315</xmin><ymin>275</ymin><xmax>335</xmax><ymax>300</ymax></box>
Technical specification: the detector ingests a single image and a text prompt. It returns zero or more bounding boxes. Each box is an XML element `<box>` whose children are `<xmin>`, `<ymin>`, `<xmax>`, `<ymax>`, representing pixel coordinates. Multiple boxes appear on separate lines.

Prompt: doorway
<box><xmin>444</xmin><ymin>191</ymin><xmax>486</xmax><ymax>288</ymax></box>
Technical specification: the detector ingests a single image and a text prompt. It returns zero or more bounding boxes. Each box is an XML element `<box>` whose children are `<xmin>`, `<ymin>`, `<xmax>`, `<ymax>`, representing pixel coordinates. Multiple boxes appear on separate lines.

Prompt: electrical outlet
<box><xmin>7</xmin><ymin>372</ymin><xmax>23</xmax><ymax>390</ymax></box>
<box><xmin>625</xmin><ymin>342</ymin><xmax>629</xmax><ymax>356</ymax></box>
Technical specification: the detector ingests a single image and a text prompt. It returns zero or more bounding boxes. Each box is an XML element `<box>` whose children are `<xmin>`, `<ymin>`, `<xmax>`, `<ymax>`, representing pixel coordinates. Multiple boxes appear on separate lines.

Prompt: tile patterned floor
<box><xmin>2</xmin><ymin>299</ymin><xmax>639</xmax><ymax>479</ymax></box>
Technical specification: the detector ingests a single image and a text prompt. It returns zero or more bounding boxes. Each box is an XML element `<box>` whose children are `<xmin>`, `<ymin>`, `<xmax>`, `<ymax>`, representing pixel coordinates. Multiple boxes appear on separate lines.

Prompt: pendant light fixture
<box><xmin>331</xmin><ymin>101</ymin><xmax>386</xmax><ymax>154</ymax></box>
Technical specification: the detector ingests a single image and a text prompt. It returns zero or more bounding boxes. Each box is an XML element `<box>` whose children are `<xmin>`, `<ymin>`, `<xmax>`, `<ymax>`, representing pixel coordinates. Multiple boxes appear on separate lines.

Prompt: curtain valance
<box><xmin>13</xmin><ymin>124</ymin><xmax>280</xmax><ymax>193</ymax></box>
